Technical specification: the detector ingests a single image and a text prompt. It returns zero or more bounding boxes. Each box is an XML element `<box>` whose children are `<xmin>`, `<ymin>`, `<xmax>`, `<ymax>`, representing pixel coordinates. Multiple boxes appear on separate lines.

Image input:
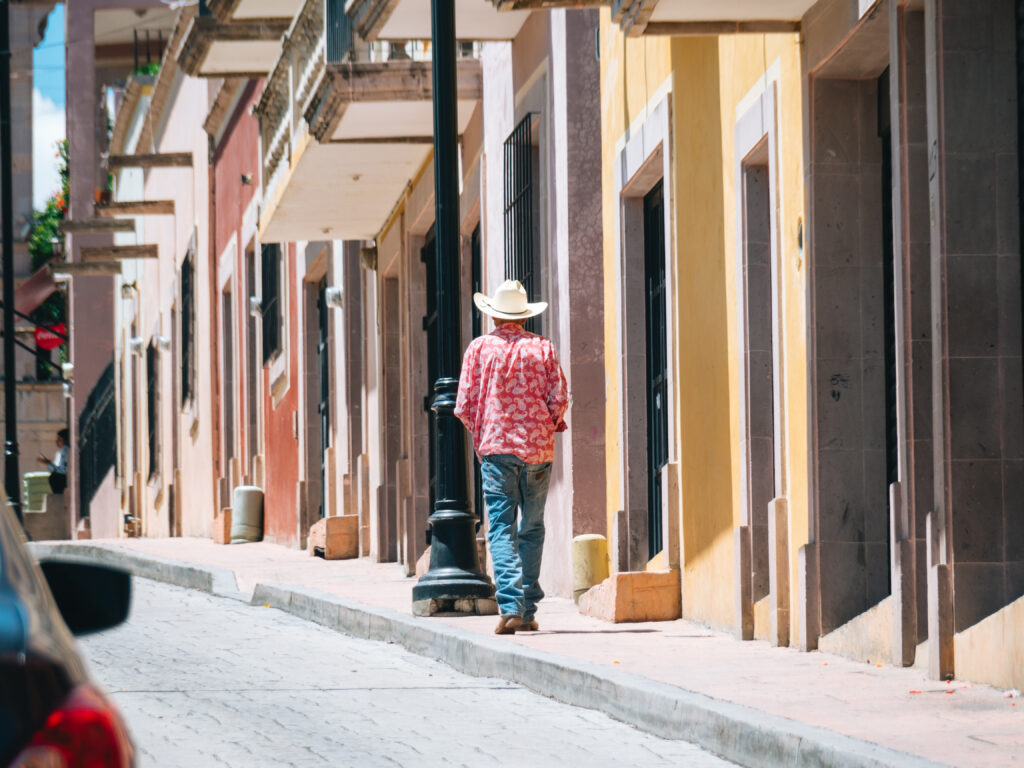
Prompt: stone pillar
<box><xmin>888</xmin><ymin>2</ymin><xmax>932</xmax><ymax>667</ymax></box>
<box><xmin>924</xmin><ymin>0</ymin><xmax>1024</xmax><ymax>679</ymax></box>
<box><xmin>551</xmin><ymin>9</ymin><xmax>606</xmax><ymax>544</ymax></box>
<box><xmin>66</xmin><ymin>1</ymin><xmax>115</xmax><ymax>531</ymax></box>
<box><xmin>9</xmin><ymin>2</ymin><xmax>54</xmax><ymax>276</ymax></box>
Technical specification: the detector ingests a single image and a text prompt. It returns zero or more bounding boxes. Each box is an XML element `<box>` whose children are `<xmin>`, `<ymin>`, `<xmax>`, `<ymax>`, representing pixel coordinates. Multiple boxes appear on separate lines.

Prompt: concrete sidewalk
<box><xmin>30</xmin><ymin>538</ymin><xmax>1021</xmax><ymax>768</ymax></box>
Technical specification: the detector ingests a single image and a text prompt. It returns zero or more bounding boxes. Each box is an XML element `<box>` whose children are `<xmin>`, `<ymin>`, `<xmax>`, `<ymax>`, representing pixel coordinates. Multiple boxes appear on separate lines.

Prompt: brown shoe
<box><xmin>494</xmin><ymin>615</ymin><xmax>523</xmax><ymax>635</ymax></box>
<box><xmin>520</xmin><ymin>619</ymin><xmax>539</xmax><ymax>631</ymax></box>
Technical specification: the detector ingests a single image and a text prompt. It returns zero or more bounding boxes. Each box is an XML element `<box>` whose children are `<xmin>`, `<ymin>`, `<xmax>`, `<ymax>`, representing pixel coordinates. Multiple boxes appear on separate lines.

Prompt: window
<box><xmin>146</xmin><ymin>340</ymin><xmax>159</xmax><ymax>479</ymax></box>
<box><xmin>180</xmin><ymin>252</ymin><xmax>195</xmax><ymax>405</ymax></box>
<box><xmin>503</xmin><ymin>114</ymin><xmax>541</xmax><ymax>333</ymax></box>
<box><xmin>261</xmin><ymin>243</ymin><xmax>282</xmax><ymax>363</ymax></box>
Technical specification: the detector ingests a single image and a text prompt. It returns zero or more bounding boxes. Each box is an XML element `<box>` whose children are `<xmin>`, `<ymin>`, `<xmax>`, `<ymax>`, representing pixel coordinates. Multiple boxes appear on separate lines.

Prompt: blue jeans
<box><xmin>480</xmin><ymin>455</ymin><xmax>552</xmax><ymax>620</ymax></box>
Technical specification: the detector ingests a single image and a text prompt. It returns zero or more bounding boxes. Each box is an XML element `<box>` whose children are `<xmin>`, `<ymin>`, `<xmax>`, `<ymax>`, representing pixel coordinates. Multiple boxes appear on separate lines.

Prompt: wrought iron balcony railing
<box><xmin>254</xmin><ymin>0</ymin><xmax>338</xmax><ymax>205</ymax></box>
<box><xmin>255</xmin><ymin>0</ymin><xmax>479</xmax><ymax>209</ymax></box>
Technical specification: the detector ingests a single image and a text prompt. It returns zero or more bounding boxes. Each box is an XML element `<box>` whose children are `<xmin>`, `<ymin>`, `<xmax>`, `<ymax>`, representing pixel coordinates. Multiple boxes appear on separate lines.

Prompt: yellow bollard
<box><xmin>572</xmin><ymin>534</ymin><xmax>610</xmax><ymax>603</ymax></box>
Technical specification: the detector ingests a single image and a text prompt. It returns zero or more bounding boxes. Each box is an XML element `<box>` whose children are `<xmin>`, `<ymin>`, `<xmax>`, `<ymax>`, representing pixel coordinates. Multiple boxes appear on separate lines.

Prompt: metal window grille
<box><xmin>146</xmin><ymin>341</ymin><xmax>159</xmax><ymax>480</ymax></box>
<box><xmin>262</xmin><ymin>243</ymin><xmax>281</xmax><ymax>363</ymax></box>
<box><xmin>503</xmin><ymin>115</ymin><xmax>539</xmax><ymax>333</ymax></box>
<box><xmin>644</xmin><ymin>181</ymin><xmax>669</xmax><ymax>559</ymax></box>
<box><xmin>317</xmin><ymin>280</ymin><xmax>331</xmax><ymax>518</ymax></box>
<box><xmin>79</xmin><ymin>361</ymin><xmax>117</xmax><ymax>516</ymax></box>
<box><xmin>326</xmin><ymin>0</ymin><xmax>353</xmax><ymax>63</ymax></box>
<box><xmin>180</xmin><ymin>254</ymin><xmax>195</xmax><ymax>405</ymax></box>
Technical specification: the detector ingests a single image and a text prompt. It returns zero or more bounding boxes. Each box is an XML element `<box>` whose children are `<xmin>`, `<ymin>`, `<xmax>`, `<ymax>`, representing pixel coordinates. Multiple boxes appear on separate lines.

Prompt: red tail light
<box><xmin>11</xmin><ymin>684</ymin><xmax>133</xmax><ymax>768</ymax></box>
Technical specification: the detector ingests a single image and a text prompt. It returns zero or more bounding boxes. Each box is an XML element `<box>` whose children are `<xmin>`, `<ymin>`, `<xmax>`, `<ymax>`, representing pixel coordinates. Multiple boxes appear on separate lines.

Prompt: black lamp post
<box><xmin>411</xmin><ymin>0</ymin><xmax>495</xmax><ymax>616</ymax></box>
<box><xmin>0</xmin><ymin>0</ymin><xmax>22</xmax><ymax>523</ymax></box>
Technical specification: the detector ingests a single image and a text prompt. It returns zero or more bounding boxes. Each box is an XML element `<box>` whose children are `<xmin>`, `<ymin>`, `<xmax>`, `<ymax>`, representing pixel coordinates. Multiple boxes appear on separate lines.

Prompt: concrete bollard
<box><xmin>572</xmin><ymin>534</ymin><xmax>610</xmax><ymax>603</ymax></box>
<box><xmin>230</xmin><ymin>486</ymin><xmax>264</xmax><ymax>543</ymax></box>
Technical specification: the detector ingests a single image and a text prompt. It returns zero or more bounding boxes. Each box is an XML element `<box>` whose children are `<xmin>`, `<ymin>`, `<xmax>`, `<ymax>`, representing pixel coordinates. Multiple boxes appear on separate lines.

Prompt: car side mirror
<box><xmin>39</xmin><ymin>560</ymin><xmax>131</xmax><ymax>636</ymax></box>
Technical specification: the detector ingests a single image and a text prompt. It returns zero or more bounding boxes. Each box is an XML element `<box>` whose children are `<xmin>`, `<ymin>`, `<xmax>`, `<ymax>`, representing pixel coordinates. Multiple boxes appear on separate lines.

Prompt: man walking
<box><xmin>455</xmin><ymin>280</ymin><xmax>569</xmax><ymax>634</ymax></box>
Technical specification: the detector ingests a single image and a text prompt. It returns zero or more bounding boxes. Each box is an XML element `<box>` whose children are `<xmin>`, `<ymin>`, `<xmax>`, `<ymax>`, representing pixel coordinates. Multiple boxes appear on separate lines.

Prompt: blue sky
<box><xmin>33</xmin><ymin>3</ymin><xmax>65</xmax><ymax>208</ymax></box>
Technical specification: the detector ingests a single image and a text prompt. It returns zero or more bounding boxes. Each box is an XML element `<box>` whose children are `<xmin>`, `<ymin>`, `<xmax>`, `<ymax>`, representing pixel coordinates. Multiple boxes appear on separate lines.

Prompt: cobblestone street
<box><xmin>78</xmin><ymin>579</ymin><xmax>736</xmax><ymax>768</ymax></box>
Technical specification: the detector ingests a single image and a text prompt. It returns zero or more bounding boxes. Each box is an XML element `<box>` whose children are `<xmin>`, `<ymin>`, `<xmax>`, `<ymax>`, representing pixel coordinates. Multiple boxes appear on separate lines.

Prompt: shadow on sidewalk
<box><xmin>522</xmin><ymin>628</ymin><xmax>660</xmax><ymax>635</ymax></box>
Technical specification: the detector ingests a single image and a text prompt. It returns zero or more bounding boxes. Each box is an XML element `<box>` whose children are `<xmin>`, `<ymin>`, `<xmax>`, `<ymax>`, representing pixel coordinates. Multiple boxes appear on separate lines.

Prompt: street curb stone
<box><xmin>27</xmin><ymin>542</ymin><xmax>246</xmax><ymax>601</ymax></box>
<box><xmin>31</xmin><ymin>542</ymin><xmax>950</xmax><ymax>768</ymax></box>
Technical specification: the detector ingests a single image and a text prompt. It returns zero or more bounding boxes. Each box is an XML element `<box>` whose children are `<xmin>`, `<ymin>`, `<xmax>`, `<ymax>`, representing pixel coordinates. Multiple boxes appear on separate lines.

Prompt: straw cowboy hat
<box><xmin>473</xmin><ymin>279</ymin><xmax>547</xmax><ymax>320</ymax></box>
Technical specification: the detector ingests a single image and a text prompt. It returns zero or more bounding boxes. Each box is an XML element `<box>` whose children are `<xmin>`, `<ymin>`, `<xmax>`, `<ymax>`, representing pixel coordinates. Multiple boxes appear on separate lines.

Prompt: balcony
<box><xmin>482</xmin><ymin>0</ymin><xmax>809</xmax><ymax>37</ymax></box>
<box><xmin>206</xmin><ymin>0</ymin><xmax>304</xmax><ymax>24</ymax></box>
<box><xmin>255</xmin><ymin>0</ymin><xmax>482</xmax><ymax>243</ymax></box>
<box><xmin>177</xmin><ymin>0</ymin><xmax>298</xmax><ymax>78</ymax></box>
<box><xmin>348</xmin><ymin>0</ymin><xmax>531</xmax><ymax>42</ymax></box>
<box><xmin>611</xmin><ymin>0</ymin><xmax>806</xmax><ymax>36</ymax></box>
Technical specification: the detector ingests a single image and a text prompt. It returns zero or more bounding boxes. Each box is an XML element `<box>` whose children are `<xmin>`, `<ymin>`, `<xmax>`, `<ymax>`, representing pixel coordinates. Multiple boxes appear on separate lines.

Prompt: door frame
<box><xmin>613</xmin><ymin>91</ymin><xmax>678</xmax><ymax>572</ymax></box>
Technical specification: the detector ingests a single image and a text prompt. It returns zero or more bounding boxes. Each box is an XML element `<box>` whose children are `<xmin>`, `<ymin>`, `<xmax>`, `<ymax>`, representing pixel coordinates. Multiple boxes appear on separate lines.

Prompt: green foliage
<box><xmin>27</xmin><ymin>139</ymin><xmax>69</xmax><ymax>355</ymax></box>
<box><xmin>28</xmin><ymin>139</ymin><xmax>69</xmax><ymax>272</ymax></box>
<box><xmin>133</xmin><ymin>62</ymin><xmax>161</xmax><ymax>77</ymax></box>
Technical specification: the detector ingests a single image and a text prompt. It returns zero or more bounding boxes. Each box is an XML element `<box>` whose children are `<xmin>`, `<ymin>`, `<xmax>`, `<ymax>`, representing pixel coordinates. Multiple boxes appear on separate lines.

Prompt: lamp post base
<box><xmin>412</xmin><ymin>596</ymin><xmax>498</xmax><ymax>617</ymax></box>
<box><xmin>412</xmin><ymin>562</ymin><xmax>496</xmax><ymax>615</ymax></box>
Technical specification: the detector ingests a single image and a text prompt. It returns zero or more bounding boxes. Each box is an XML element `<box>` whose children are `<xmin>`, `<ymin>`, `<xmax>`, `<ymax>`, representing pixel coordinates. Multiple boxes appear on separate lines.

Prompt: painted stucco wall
<box><xmin>213</xmin><ymin>82</ymin><xmax>262</xmax><ymax>485</ymax></box>
<box><xmin>599</xmin><ymin>16</ymin><xmax>808</xmax><ymax>634</ymax></box>
<box><xmin>142</xmin><ymin>73</ymin><xmax>214</xmax><ymax>539</ymax></box>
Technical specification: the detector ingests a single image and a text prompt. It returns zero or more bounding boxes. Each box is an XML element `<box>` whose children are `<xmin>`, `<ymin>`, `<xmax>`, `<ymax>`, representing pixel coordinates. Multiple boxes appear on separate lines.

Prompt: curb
<box><xmin>31</xmin><ymin>542</ymin><xmax>950</xmax><ymax>768</ymax></box>
<box><xmin>27</xmin><ymin>542</ymin><xmax>245</xmax><ymax>601</ymax></box>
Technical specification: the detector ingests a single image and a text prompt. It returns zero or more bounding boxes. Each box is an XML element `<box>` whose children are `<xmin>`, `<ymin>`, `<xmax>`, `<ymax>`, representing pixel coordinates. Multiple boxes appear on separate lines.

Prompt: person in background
<box><xmin>38</xmin><ymin>428</ymin><xmax>69</xmax><ymax>494</ymax></box>
<box><xmin>455</xmin><ymin>280</ymin><xmax>569</xmax><ymax>635</ymax></box>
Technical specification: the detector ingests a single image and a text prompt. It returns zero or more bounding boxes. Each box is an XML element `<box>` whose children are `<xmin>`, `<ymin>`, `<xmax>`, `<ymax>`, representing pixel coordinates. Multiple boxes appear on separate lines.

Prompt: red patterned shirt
<box><xmin>455</xmin><ymin>323</ymin><xmax>569</xmax><ymax>465</ymax></box>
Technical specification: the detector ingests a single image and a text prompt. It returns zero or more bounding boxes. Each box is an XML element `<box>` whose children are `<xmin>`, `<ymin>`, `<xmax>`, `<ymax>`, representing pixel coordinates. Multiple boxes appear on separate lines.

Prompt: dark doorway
<box><xmin>644</xmin><ymin>181</ymin><xmax>669</xmax><ymax>560</ymax></box>
<box><xmin>740</xmin><ymin>152</ymin><xmax>775</xmax><ymax>605</ymax></box>
<box><xmin>221</xmin><ymin>288</ymin><xmax>235</xmax><ymax>474</ymax></box>
<box><xmin>810</xmin><ymin>74</ymin><xmax>894</xmax><ymax>634</ymax></box>
<box><xmin>245</xmin><ymin>249</ymin><xmax>260</xmax><ymax>479</ymax></box>
<box><xmin>317</xmin><ymin>278</ymin><xmax>330</xmax><ymax>518</ymax></box>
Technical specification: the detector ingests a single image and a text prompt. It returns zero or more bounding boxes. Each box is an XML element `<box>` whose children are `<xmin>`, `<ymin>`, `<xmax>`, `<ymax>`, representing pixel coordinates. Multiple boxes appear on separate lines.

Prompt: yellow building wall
<box><xmin>599</xmin><ymin>12</ymin><xmax>673</xmax><ymax>538</ymax></box>
<box><xmin>600</xmin><ymin>15</ymin><xmax>809</xmax><ymax>637</ymax></box>
<box><xmin>707</xmin><ymin>34</ymin><xmax>809</xmax><ymax>640</ymax></box>
<box><xmin>669</xmin><ymin>36</ymin><xmax>735</xmax><ymax>630</ymax></box>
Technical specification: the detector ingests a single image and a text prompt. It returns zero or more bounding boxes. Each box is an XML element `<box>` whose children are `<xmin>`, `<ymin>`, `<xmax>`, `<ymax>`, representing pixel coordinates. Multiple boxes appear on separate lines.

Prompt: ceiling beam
<box><xmin>95</xmin><ymin>201</ymin><xmax>175</xmax><ymax>217</ymax></box>
<box><xmin>49</xmin><ymin>262</ymin><xmax>123</xmax><ymax>277</ymax></box>
<box><xmin>80</xmin><ymin>245</ymin><xmax>158</xmax><ymax>262</ymax></box>
<box><xmin>107</xmin><ymin>152</ymin><xmax>193</xmax><ymax>169</ymax></box>
<box><xmin>61</xmin><ymin>219</ymin><xmax>136</xmax><ymax>233</ymax></box>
